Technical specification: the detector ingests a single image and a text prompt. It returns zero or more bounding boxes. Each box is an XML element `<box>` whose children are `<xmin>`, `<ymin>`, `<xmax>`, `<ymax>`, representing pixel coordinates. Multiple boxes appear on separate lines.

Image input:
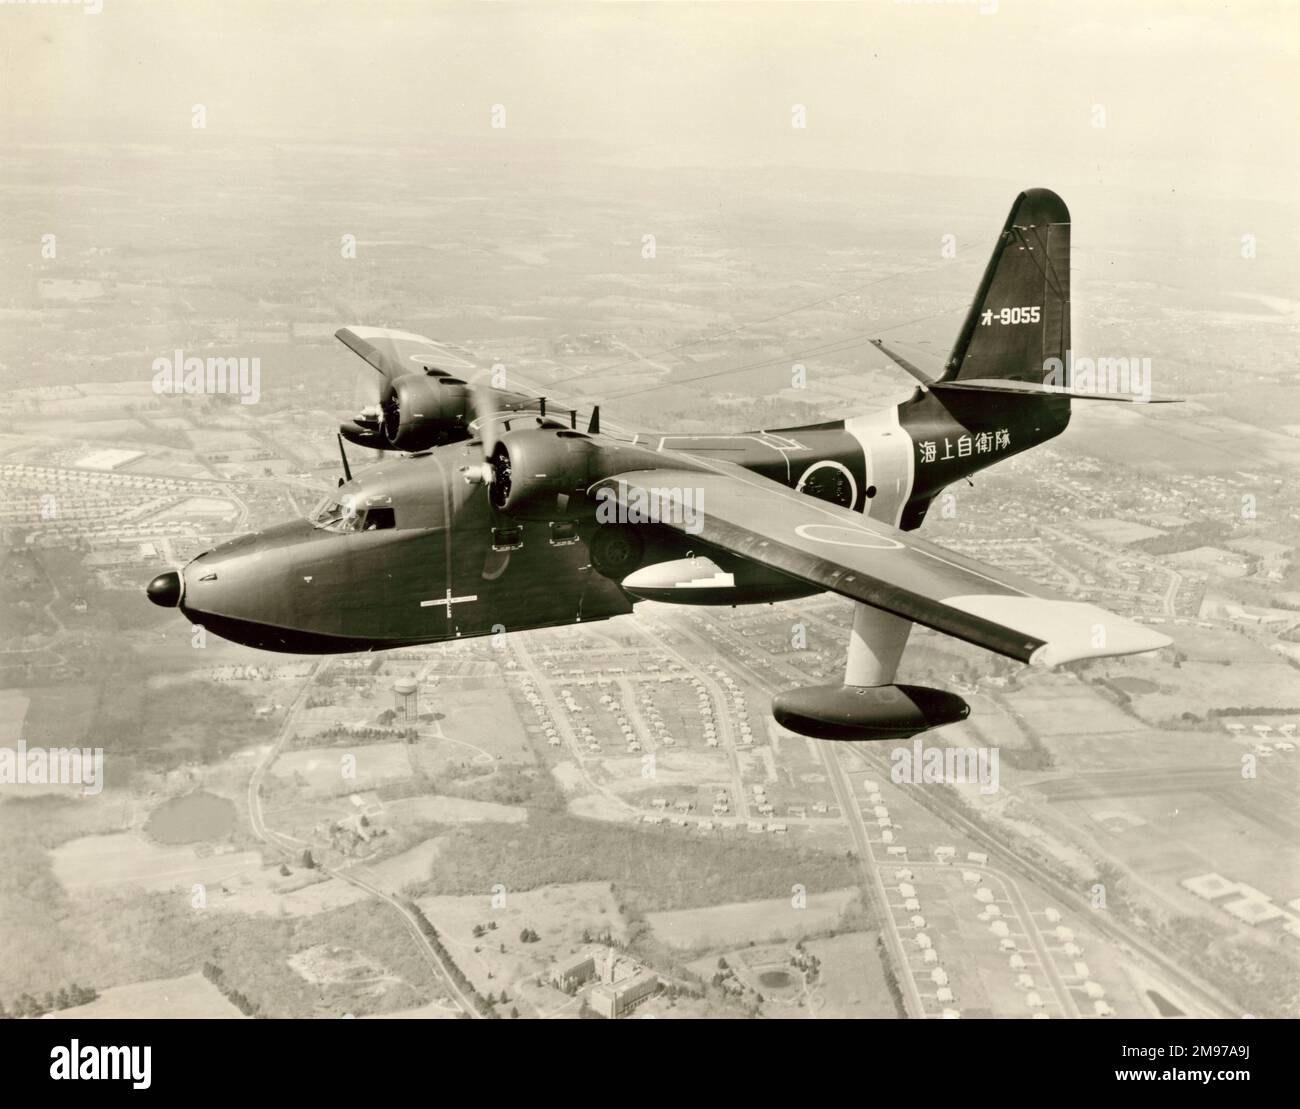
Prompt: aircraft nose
<box><xmin>146</xmin><ymin>570</ymin><xmax>182</xmax><ymax>608</ymax></box>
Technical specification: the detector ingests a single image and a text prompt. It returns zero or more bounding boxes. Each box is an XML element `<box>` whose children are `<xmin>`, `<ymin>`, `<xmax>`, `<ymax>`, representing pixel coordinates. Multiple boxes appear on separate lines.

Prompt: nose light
<box><xmin>146</xmin><ymin>571</ymin><xmax>182</xmax><ymax>608</ymax></box>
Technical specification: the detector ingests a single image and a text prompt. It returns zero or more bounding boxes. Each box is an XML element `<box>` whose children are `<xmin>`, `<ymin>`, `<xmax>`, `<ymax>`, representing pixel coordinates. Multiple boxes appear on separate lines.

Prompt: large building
<box><xmin>550</xmin><ymin>951</ymin><xmax>598</xmax><ymax>992</ymax></box>
<box><xmin>589</xmin><ymin>970</ymin><xmax>661</xmax><ymax>1019</ymax></box>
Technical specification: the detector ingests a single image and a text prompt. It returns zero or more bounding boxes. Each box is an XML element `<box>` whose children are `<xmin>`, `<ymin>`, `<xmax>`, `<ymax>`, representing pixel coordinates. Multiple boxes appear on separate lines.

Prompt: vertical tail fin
<box><xmin>942</xmin><ymin>188</ymin><xmax>1070</xmax><ymax>384</ymax></box>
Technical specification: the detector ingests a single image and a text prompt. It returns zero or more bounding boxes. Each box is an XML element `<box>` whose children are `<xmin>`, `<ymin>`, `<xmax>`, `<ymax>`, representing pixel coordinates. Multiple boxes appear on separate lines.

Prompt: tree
<box><xmin>301</xmin><ymin>849</ymin><xmax>315</xmax><ymax>869</ymax></box>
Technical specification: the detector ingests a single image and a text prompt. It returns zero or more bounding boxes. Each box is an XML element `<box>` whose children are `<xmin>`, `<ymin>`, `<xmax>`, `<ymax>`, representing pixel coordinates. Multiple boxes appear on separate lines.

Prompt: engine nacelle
<box><xmin>772</xmin><ymin>683</ymin><xmax>970</xmax><ymax>741</ymax></box>
<box><xmin>381</xmin><ymin>373</ymin><xmax>470</xmax><ymax>451</ymax></box>
<box><xmin>489</xmin><ymin>428</ymin><xmax>597</xmax><ymax>517</ymax></box>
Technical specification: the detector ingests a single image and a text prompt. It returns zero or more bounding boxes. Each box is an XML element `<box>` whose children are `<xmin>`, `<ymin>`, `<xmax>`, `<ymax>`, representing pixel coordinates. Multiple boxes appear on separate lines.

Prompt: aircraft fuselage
<box><xmin>149</xmin><ymin>389</ymin><xmax>1068</xmax><ymax>653</ymax></box>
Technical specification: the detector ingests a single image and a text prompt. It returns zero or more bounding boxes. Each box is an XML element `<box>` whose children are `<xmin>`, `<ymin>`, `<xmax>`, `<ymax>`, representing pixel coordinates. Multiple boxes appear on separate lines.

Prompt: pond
<box><xmin>146</xmin><ymin>790</ymin><xmax>236</xmax><ymax>844</ymax></box>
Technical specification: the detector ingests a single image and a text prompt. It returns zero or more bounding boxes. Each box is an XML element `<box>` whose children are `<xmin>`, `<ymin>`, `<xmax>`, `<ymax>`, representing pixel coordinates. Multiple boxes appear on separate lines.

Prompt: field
<box><xmin>434</xmin><ymin>687</ymin><xmax>533</xmax><ymax>765</ymax></box>
<box><xmin>272</xmin><ymin>743</ymin><xmax>416</xmax><ymax>795</ymax></box>
<box><xmin>804</xmin><ymin>932</ymin><xmax>899</xmax><ymax>1018</ymax></box>
<box><xmin>593</xmin><ymin>749</ymin><xmax>734</xmax><ymax>796</ymax></box>
<box><xmin>646</xmin><ymin>888</ymin><xmax>860</xmax><ymax>950</ymax></box>
<box><xmin>1133</xmin><ymin>659</ymin><xmax>1300</xmax><ymax>721</ymax></box>
<box><xmin>1013</xmin><ymin>691</ymin><xmax>1149</xmax><ymax>738</ymax></box>
<box><xmin>51</xmin><ymin>973</ymin><xmax>245</xmax><ymax>1019</ymax></box>
<box><xmin>52</xmin><ymin>833</ymin><xmax>266</xmax><ymax>895</ymax></box>
<box><xmin>1076</xmin><ymin>519</ymin><xmax>1168</xmax><ymax>545</ymax></box>
<box><xmin>360</xmin><ymin>838</ymin><xmax>445</xmax><ymax>891</ymax></box>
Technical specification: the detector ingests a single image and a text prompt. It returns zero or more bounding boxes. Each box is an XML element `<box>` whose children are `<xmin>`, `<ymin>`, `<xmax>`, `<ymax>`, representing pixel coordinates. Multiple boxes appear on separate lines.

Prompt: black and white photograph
<box><xmin>0</xmin><ymin>0</ymin><xmax>1295</xmax><ymax>1077</ymax></box>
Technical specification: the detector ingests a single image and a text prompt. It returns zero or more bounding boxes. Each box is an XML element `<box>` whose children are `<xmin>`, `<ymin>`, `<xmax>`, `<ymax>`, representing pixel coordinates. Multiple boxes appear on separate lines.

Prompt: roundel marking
<box><xmin>794</xmin><ymin>523</ymin><xmax>905</xmax><ymax>550</ymax></box>
<box><xmin>795</xmin><ymin>460</ymin><xmax>858</xmax><ymax>509</ymax></box>
<box><xmin>406</xmin><ymin>350</ymin><xmax>476</xmax><ymax>370</ymax></box>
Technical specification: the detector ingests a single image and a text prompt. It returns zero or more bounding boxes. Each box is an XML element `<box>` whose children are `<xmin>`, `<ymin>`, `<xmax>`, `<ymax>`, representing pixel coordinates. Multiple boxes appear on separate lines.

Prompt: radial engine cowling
<box><xmin>489</xmin><ymin>429</ymin><xmax>597</xmax><ymax>518</ymax></box>
<box><xmin>382</xmin><ymin>374</ymin><xmax>470</xmax><ymax>450</ymax></box>
<box><xmin>772</xmin><ymin>683</ymin><xmax>970</xmax><ymax>741</ymax></box>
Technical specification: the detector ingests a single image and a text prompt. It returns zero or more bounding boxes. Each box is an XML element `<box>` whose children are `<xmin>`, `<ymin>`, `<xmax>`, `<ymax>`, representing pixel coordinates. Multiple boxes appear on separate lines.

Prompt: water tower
<box><xmin>393</xmin><ymin>676</ymin><xmax>419</xmax><ymax>722</ymax></box>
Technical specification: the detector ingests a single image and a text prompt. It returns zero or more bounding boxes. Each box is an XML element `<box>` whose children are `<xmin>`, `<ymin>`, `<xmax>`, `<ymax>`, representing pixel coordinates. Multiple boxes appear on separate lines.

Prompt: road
<box><xmin>634</xmin><ymin>620</ymin><xmax>752</xmax><ymax>820</ymax></box>
<box><xmin>821</xmin><ymin>743</ymin><xmax>926</xmax><ymax>1017</ymax></box>
<box><xmin>246</xmin><ymin>665</ymin><xmax>483</xmax><ymax>1019</ymax></box>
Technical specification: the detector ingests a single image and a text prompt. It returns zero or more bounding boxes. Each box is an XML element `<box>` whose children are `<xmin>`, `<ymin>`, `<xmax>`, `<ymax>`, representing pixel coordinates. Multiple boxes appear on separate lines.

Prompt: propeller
<box><xmin>459</xmin><ymin>375</ymin><xmax>592</xmax><ymax>499</ymax></box>
<box><xmin>459</xmin><ymin>372</ymin><xmax>504</xmax><ymax>488</ymax></box>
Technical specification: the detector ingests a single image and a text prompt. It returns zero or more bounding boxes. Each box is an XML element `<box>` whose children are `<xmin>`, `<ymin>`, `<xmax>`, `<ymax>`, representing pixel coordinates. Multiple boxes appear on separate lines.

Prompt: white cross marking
<box><xmin>421</xmin><ymin>589</ymin><xmax>478</xmax><ymax>616</ymax></box>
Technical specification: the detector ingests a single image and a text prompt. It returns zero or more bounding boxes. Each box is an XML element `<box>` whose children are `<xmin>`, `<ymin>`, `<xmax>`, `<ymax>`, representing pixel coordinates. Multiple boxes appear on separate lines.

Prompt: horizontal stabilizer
<box><xmin>871</xmin><ymin>339</ymin><xmax>935</xmax><ymax>386</ymax></box>
<box><xmin>931</xmin><ymin>378</ymin><xmax>1180</xmax><ymax>403</ymax></box>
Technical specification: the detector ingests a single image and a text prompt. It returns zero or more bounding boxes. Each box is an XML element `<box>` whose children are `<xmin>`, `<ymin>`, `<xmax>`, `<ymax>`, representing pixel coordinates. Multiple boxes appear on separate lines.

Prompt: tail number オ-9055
<box><xmin>980</xmin><ymin>306</ymin><xmax>1041</xmax><ymax>325</ymax></box>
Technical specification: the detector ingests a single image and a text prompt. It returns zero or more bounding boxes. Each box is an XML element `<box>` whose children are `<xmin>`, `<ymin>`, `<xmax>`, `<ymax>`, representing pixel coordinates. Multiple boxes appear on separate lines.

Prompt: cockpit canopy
<box><xmin>309</xmin><ymin>492</ymin><xmax>396</xmax><ymax>533</ymax></box>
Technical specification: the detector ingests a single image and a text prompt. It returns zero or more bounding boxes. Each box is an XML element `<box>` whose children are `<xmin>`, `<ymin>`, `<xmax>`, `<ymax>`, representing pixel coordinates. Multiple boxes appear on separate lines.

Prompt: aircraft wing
<box><xmin>335</xmin><ymin>326</ymin><xmax>481</xmax><ymax>381</ymax></box>
<box><xmin>335</xmin><ymin>325</ymin><xmax>642</xmax><ymax>438</ymax></box>
<box><xmin>591</xmin><ymin>464</ymin><xmax>1171</xmax><ymax>667</ymax></box>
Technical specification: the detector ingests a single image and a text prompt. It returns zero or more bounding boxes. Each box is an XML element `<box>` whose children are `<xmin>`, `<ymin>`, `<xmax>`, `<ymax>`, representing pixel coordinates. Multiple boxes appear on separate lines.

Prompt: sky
<box><xmin>1</xmin><ymin>0</ymin><xmax>1297</xmax><ymax>202</ymax></box>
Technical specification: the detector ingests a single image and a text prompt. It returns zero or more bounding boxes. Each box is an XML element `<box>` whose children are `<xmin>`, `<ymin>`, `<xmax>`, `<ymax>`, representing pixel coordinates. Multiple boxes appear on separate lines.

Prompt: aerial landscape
<box><xmin>1</xmin><ymin>1</ymin><xmax>1297</xmax><ymax>1024</ymax></box>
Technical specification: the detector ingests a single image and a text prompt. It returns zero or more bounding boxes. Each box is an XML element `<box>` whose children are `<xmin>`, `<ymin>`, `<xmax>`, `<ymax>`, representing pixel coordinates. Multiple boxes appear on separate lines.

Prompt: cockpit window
<box><xmin>364</xmin><ymin>506</ymin><xmax>395</xmax><ymax>531</ymax></box>
<box><xmin>310</xmin><ymin>497</ymin><xmax>353</xmax><ymax>530</ymax></box>
<box><xmin>310</xmin><ymin>496</ymin><xmax>396</xmax><ymax>533</ymax></box>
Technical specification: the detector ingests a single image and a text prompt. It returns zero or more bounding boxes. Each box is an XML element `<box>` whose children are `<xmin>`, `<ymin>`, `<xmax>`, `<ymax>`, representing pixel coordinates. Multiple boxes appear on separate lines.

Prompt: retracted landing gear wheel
<box><xmin>589</xmin><ymin>525</ymin><xmax>645</xmax><ymax>579</ymax></box>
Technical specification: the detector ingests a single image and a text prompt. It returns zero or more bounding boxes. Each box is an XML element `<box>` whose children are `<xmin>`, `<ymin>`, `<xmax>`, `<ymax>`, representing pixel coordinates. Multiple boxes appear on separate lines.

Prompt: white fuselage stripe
<box><xmin>843</xmin><ymin>404</ymin><xmax>915</xmax><ymax>528</ymax></box>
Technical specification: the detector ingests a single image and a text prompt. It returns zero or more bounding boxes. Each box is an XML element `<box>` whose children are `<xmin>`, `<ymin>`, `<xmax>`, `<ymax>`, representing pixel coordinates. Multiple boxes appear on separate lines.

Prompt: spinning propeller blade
<box><xmin>460</xmin><ymin>373</ymin><xmax>502</xmax><ymax>487</ymax></box>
